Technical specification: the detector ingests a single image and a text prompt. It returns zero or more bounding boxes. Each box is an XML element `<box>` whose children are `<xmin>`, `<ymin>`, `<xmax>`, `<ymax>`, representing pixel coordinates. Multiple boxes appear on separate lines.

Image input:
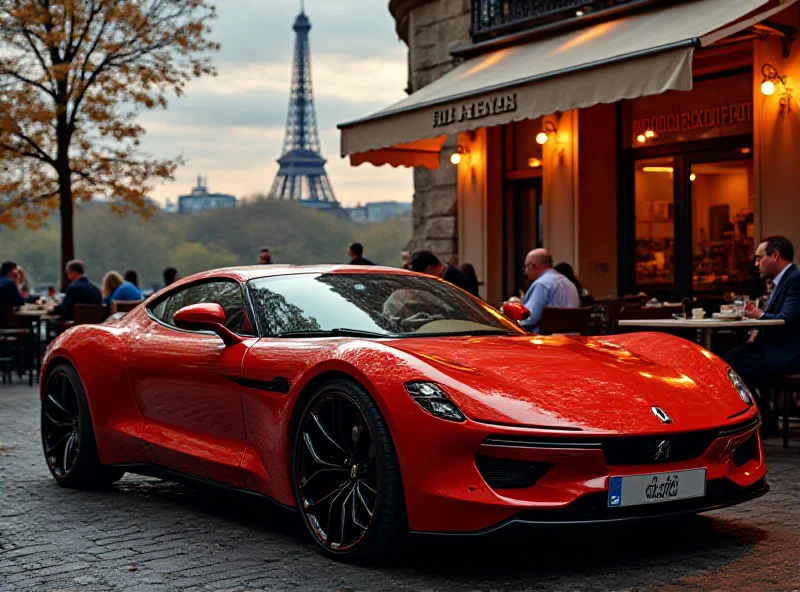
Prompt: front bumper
<box><xmin>411</xmin><ymin>477</ymin><xmax>769</xmax><ymax>536</ymax></box>
<box><xmin>396</xmin><ymin>409</ymin><xmax>768</xmax><ymax>534</ymax></box>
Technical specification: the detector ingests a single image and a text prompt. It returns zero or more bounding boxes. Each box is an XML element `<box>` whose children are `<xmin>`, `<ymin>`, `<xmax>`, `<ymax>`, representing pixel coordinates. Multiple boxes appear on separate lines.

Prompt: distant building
<box><xmin>345</xmin><ymin>201</ymin><xmax>412</xmax><ymax>224</ymax></box>
<box><xmin>178</xmin><ymin>175</ymin><xmax>236</xmax><ymax>214</ymax></box>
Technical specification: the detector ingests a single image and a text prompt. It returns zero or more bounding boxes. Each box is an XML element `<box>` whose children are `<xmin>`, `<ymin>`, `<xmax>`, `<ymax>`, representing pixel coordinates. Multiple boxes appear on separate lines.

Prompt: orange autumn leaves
<box><xmin>0</xmin><ymin>0</ymin><xmax>219</xmax><ymax>232</ymax></box>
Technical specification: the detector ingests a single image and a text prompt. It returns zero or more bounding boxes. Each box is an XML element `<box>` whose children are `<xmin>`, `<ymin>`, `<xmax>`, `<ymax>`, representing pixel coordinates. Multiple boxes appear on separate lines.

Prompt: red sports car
<box><xmin>40</xmin><ymin>265</ymin><xmax>768</xmax><ymax>561</ymax></box>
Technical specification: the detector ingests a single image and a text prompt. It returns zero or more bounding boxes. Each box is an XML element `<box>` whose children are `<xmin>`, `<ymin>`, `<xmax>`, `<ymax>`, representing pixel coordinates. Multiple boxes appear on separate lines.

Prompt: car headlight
<box><xmin>728</xmin><ymin>368</ymin><xmax>754</xmax><ymax>407</ymax></box>
<box><xmin>404</xmin><ymin>381</ymin><xmax>466</xmax><ymax>422</ymax></box>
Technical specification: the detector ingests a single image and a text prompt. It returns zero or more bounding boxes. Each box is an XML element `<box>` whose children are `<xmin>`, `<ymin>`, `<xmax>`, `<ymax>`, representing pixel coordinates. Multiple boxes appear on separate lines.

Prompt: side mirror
<box><xmin>173</xmin><ymin>303</ymin><xmax>243</xmax><ymax>346</ymax></box>
<box><xmin>502</xmin><ymin>301</ymin><xmax>531</xmax><ymax>322</ymax></box>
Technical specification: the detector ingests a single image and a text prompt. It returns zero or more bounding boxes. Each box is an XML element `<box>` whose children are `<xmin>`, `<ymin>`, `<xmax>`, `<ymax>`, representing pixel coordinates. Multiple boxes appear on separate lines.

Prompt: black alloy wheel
<box><xmin>292</xmin><ymin>379</ymin><xmax>406</xmax><ymax>562</ymax></box>
<box><xmin>41</xmin><ymin>363</ymin><xmax>124</xmax><ymax>488</ymax></box>
<box><xmin>42</xmin><ymin>369</ymin><xmax>81</xmax><ymax>478</ymax></box>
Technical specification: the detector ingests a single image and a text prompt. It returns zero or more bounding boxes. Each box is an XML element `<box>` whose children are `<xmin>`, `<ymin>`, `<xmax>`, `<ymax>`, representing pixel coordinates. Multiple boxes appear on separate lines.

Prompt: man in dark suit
<box><xmin>49</xmin><ymin>259</ymin><xmax>102</xmax><ymax>321</ymax></box>
<box><xmin>725</xmin><ymin>236</ymin><xmax>800</xmax><ymax>432</ymax></box>
<box><xmin>347</xmin><ymin>242</ymin><xmax>374</xmax><ymax>266</ymax></box>
<box><xmin>0</xmin><ymin>261</ymin><xmax>26</xmax><ymax>308</ymax></box>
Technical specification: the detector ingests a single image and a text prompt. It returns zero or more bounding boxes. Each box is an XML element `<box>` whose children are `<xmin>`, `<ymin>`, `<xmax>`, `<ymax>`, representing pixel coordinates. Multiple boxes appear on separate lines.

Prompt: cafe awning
<box><xmin>339</xmin><ymin>0</ymin><xmax>790</xmax><ymax>169</ymax></box>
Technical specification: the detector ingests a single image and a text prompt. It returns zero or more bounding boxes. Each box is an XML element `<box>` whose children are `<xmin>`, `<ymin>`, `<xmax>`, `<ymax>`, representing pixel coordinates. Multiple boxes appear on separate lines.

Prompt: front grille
<box><xmin>601</xmin><ymin>431</ymin><xmax>717</xmax><ymax>466</ymax></box>
<box><xmin>732</xmin><ymin>434</ymin><xmax>757</xmax><ymax>467</ymax></box>
<box><xmin>475</xmin><ymin>455</ymin><xmax>551</xmax><ymax>489</ymax></box>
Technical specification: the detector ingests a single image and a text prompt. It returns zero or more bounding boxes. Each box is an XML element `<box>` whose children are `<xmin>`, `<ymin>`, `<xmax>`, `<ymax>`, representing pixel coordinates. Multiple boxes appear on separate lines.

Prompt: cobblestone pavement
<box><xmin>1</xmin><ymin>383</ymin><xmax>799</xmax><ymax>591</ymax></box>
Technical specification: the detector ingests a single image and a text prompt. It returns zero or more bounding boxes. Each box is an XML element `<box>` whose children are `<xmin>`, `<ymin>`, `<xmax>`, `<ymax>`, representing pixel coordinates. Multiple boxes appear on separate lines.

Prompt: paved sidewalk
<box><xmin>1</xmin><ymin>382</ymin><xmax>799</xmax><ymax>591</ymax></box>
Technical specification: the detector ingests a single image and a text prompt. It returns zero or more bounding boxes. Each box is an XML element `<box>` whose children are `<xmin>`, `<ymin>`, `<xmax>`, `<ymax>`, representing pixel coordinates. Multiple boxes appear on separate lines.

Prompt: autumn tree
<box><xmin>0</xmin><ymin>0</ymin><xmax>218</xmax><ymax>287</ymax></box>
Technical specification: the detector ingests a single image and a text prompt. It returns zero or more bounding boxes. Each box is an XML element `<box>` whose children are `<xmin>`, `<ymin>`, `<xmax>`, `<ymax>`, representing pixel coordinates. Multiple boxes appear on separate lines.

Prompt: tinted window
<box><xmin>247</xmin><ymin>273</ymin><xmax>524</xmax><ymax>338</ymax></box>
<box><xmin>151</xmin><ymin>280</ymin><xmax>252</xmax><ymax>335</ymax></box>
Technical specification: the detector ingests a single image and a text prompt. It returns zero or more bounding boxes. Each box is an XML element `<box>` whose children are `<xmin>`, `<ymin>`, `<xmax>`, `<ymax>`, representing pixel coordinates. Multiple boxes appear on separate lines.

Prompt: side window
<box><xmin>150</xmin><ymin>281</ymin><xmax>253</xmax><ymax>335</ymax></box>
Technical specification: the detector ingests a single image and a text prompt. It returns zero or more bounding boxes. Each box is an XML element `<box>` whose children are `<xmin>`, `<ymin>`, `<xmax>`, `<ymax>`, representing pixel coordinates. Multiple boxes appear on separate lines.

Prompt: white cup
<box><xmin>692</xmin><ymin>308</ymin><xmax>705</xmax><ymax>319</ymax></box>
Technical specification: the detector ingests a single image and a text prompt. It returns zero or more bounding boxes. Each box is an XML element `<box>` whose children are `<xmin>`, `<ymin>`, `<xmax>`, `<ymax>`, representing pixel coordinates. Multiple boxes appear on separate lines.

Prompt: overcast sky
<box><xmin>140</xmin><ymin>0</ymin><xmax>413</xmax><ymax>208</ymax></box>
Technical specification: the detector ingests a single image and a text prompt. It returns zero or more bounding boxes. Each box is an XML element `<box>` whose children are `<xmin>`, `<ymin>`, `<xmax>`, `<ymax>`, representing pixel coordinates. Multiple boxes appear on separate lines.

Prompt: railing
<box><xmin>471</xmin><ymin>0</ymin><xmax>644</xmax><ymax>42</ymax></box>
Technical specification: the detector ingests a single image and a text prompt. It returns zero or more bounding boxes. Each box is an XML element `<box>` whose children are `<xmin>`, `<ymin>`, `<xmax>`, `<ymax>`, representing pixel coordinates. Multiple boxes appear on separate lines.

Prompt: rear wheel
<box><xmin>291</xmin><ymin>379</ymin><xmax>406</xmax><ymax>563</ymax></box>
<box><xmin>41</xmin><ymin>363</ymin><xmax>124</xmax><ymax>488</ymax></box>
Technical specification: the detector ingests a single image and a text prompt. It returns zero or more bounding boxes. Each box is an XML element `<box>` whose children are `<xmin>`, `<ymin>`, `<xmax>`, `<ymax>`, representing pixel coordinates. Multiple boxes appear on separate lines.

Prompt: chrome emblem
<box><xmin>651</xmin><ymin>406</ymin><xmax>672</xmax><ymax>424</ymax></box>
<box><xmin>350</xmin><ymin>465</ymin><xmax>358</xmax><ymax>479</ymax></box>
<box><xmin>654</xmin><ymin>440</ymin><xmax>672</xmax><ymax>461</ymax></box>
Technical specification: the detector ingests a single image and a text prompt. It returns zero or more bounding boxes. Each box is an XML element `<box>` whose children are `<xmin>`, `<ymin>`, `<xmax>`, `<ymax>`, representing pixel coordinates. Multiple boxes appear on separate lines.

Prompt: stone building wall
<box><xmin>389</xmin><ymin>0</ymin><xmax>471</xmax><ymax>264</ymax></box>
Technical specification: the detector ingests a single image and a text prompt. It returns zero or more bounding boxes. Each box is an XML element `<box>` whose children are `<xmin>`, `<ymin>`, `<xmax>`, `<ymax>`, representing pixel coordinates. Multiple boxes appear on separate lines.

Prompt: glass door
<box><xmin>689</xmin><ymin>157</ymin><xmax>757</xmax><ymax>303</ymax></box>
<box><xmin>504</xmin><ymin>178</ymin><xmax>542</xmax><ymax>299</ymax></box>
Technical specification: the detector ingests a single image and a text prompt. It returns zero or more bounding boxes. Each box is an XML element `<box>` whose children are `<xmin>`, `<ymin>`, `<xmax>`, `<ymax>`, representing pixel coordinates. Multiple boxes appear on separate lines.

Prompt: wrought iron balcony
<box><xmin>471</xmin><ymin>0</ymin><xmax>647</xmax><ymax>43</ymax></box>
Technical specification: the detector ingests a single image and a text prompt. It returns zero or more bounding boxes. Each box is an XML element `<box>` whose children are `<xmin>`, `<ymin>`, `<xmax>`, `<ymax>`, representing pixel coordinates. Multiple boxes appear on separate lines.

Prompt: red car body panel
<box><xmin>40</xmin><ymin>265</ymin><xmax>768</xmax><ymax>535</ymax></box>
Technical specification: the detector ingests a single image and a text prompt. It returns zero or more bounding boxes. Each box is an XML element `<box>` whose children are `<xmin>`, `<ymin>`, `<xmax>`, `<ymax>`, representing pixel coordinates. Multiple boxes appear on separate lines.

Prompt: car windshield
<box><xmin>247</xmin><ymin>273</ymin><xmax>525</xmax><ymax>338</ymax></box>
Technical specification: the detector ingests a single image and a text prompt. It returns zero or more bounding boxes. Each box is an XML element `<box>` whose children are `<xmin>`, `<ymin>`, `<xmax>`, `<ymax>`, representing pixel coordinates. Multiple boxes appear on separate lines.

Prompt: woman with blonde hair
<box><xmin>16</xmin><ymin>265</ymin><xmax>33</xmax><ymax>298</ymax></box>
<box><xmin>101</xmin><ymin>271</ymin><xmax>125</xmax><ymax>305</ymax></box>
<box><xmin>102</xmin><ymin>269</ymin><xmax>143</xmax><ymax>306</ymax></box>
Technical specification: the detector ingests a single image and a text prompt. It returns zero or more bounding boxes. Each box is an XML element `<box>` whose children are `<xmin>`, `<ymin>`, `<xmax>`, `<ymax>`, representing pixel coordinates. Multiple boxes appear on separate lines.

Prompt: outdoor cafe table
<box><xmin>13</xmin><ymin>308</ymin><xmax>61</xmax><ymax>385</ymax></box>
<box><xmin>618</xmin><ymin>318</ymin><xmax>785</xmax><ymax>350</ymax></box>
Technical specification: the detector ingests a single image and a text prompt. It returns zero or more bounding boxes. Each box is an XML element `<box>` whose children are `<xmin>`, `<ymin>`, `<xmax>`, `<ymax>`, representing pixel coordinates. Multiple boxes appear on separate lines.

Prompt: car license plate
<box><xmin>607</xmin><ymin>468</ymin><xmax>706</xmax><ymax>507</ymax></box>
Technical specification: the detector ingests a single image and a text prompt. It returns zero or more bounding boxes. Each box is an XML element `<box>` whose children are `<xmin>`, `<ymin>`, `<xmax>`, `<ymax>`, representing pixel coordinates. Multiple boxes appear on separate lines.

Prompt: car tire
<box><xmin>41</xmin><ymin>362</ymin><xmax>125</xmax><ymax>488</ymax></box>
<box><xmin>291</xmin><ymin>378</ymin><xmax>407</xmax><ymax>563</ymax></box>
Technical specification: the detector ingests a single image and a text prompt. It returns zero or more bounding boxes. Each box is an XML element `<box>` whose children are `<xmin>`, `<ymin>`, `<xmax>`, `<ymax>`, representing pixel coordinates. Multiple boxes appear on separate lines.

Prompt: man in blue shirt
<box><xmin>0</xmin><ymin>261</ymin><xmax>26</xmax><ymax>308</ymax></box>
<box><xmin>49</xmin><ymin>259</ymin><xmax>102</xmax><ymax>321</ymax></box>
<box><xmin>521</xmin><ymin>249</ymin><xmax>580</xmax><ymax>333</ymax></box>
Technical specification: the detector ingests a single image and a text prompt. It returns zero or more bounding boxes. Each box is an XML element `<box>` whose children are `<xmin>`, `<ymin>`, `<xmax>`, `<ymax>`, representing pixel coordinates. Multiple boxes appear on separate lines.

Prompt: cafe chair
<box><xmin>72</xmin><ymin>304</ymin><xmax>106</xmax><ymax>326</ymax></box>
<box><xmin>540</xmin><ymin>306</ymin><xmax>593</xmax><ymax>336</ymax></box>
<box><xmin>110</xmin><ymin>300</ymin><xmax>143</xmax><ymax>315</ymax></box>
<box><xmin>761</xmin><ymin>374</ymin><xmax>800</xmax><ymax>449</ymax></box>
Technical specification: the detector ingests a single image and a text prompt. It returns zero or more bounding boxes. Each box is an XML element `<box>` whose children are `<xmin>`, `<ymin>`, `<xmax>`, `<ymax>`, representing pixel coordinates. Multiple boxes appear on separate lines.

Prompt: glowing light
<box><xmin>690</xmin><ymin>173</ymin><xmax>697</xmax><ymax>182</ymax></box>
<box><xmin>637</xmin><ymin>134</ymin><xmax>646</xmax><ymax>144</ymax></box>
<box><xmin>742</xmin><ymin>148</ymin><xmax>751</xmax><ymax>154</ymax></box>
<box><xmin>536</xmin><ymin>132</ymin><xmax>549</xmax><ymax>145</ymax></box>
<box><xmin>450</xmin><ymin>152</ymin><xmax>461</xmax><ymax>165</ymax></box>
<box><xmin>761</xmin><ymin>80</ymin><xmax>776</xmax><ymax>96</ymax></box>
<box><xmin>576</xmin><ymin>9</ymin><xmax>584</xmax><ymax>16</ymax></box>
<box><xmin>528</xmin><ymin>157</ymin><xmax>542</xmax><ymax>168</ymax></box>
<box><xmin>645</xmin><ymin>130</ymin><xmax>655</xmax><ymax>138</ymax></box>
<box><xmin>642</xmin><ymin>166</ymin><xmax>674</xmax><ymax>173</ymax></box>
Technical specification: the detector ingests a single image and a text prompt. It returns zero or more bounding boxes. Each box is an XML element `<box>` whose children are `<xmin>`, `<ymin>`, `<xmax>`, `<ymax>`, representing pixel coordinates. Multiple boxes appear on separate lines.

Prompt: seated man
<box><xmin>0</xmin><ymin>261</ymin><xmax>26</xmax><ymax>308</ymax></box>
<box><xmin>409</xmin><ymin>250</ymin><xmax>479</xmax><ymax>297</ymax></box>
<box><xmin>724</xmin><ymin>236</ymin><xmax>800</xmax><ymax>433</ymax></box>
<box><xmin>50</xmin><ymin>259</ymin><xmax>102</xmax><ymax>321</ymax></box>
<box><xmin>520</xmin><ymin>249</ymin><xmax>580</xmax><ymax>333</ymax></box>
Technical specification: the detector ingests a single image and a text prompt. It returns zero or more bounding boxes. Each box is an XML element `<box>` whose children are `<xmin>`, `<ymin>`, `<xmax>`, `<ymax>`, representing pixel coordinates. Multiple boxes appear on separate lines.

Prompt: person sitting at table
<box><xmin>0</xmin><ymin>261</ymin><xmax>26</xmax><ymax>308</ymax></box>
<box><xmin>15</xmin><ymin>266</ymin><xmax>34</xmax><ymax>300</ymax></box>
<box><xmin>724</xmin><ymin>236</ymin><xmax>800</xmax><ymax>435</ymax></box>
<box><xmin>49</xmin><ymin>260</ymin><xmax>102</xmax><ymax>321</ymax></box>
<box><xmin>124</xmin><ymin>269</ymin><xmax>140</xmax><ymax>288</ymax></box>
<box><xmin>102</xmin><ymin>270</ymin><xmax>143</xmax><ymax>306</ymax></box>
<box><xmin>520</xmin><ymin>249</ymin><xmax>580</xmax><ymax>333</ymax></box>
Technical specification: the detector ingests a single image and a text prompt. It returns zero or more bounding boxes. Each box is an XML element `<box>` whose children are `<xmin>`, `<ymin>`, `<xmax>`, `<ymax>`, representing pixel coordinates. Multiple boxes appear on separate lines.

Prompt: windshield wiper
<box><xmin>425</xmin><ymin>329</ymin><xmax>516</xmax><ymax>336</ymax></box>
<box><xmin>277</xmin><ymin>328</ymin><xmax>389</xmax><ymax>339</ymax></box>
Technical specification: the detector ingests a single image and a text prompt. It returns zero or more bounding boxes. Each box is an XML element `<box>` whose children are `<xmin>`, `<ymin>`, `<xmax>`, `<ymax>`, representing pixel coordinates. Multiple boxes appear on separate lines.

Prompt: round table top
<box><xmin>618</xmin><ymin>318</ymin><xmax>785</xmax><ymax>329</ymax></box>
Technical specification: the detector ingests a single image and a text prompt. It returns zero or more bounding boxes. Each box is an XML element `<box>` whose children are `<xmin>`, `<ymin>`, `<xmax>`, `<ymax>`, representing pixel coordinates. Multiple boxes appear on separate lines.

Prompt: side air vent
<box><xmin>475</xmin><ymin>455</ymin><xmax>551</xmax><ymax>490</ymax></box>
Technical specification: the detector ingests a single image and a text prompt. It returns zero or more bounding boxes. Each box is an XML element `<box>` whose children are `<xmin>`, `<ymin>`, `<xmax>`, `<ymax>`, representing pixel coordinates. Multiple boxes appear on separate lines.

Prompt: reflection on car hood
<box><xmin>386</xmin><ymin>334</ymin><xmax>745</xmax><ymax>434</ymax></box>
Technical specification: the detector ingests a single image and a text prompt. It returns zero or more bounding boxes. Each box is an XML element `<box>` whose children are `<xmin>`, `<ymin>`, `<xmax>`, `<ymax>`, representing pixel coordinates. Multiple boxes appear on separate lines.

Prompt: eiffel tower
<box><xmin>268</xmin><ymin>4</ymin><xmax>340</xmax><ymax>211</ymax></box>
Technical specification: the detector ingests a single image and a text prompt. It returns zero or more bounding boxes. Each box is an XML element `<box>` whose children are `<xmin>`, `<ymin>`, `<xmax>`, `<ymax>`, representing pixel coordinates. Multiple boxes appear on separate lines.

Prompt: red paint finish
<box><xmin>40</xmin><ymin>265</ymin><xmax>768</xmax><ymax>535</ymax></box>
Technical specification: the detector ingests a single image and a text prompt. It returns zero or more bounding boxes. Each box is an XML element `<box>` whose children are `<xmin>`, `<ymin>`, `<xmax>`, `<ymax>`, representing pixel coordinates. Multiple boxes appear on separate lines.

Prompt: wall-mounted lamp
<box><xmin>449</xmin><ymin>146</ymin><xmax>469</xmax><ymax>165</ymax></box>
<box><xmin>761</xmin><ymin>63</ymin><xmax>787</xmax><ymax>97</ymax></box>
<box><xmin>536</xmin><ymin>122</ymin><xmax>558</xmax><ymax>145</ymax></box>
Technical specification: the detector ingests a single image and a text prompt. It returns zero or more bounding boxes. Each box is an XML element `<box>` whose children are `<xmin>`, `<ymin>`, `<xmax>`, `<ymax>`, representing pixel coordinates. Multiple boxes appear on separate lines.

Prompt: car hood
<box><xmin>386</xmin><ymin>334</ymin><xmax>747</xmax><ymax>434</ymax></box>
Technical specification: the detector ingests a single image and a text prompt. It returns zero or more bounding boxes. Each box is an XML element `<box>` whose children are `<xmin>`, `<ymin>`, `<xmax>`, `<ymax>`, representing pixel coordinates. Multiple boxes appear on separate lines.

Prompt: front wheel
<box><xmin>41</xmin><ymin>362</ymin><xmax>125</xmax><ymax>488</ymax></box>
<box><xmin>291</xmin><ymin>379</ymin><xmax>407</xmax><ymax>563</ymax></box>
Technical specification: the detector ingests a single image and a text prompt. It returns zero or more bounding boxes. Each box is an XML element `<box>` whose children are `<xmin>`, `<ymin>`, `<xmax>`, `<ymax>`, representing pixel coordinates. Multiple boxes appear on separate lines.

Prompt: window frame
<box><xmin>145</xmin><ymin>277</ymin><xmax>257</xmax><ymax>338</ymax></box>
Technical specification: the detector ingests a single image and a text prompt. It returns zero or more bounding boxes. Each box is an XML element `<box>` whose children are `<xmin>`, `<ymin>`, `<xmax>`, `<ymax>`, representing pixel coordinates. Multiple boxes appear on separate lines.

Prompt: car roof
<box><xmin>171</xmin><ymin>264</ymin><xmax>427</xmax><ymax>286</ymax></box>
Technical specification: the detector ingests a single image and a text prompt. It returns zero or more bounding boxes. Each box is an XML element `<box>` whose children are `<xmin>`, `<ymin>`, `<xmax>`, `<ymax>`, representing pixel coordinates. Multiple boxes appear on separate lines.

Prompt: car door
<box><xmin>129</xmin><ymin>279</ymin><xmax>258</xmax><ymax>486</ymax></box>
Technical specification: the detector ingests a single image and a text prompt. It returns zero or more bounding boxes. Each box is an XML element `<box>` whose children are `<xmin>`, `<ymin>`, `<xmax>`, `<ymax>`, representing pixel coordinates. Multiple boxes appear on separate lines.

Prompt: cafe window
<box><xmin>634</xmin><ymin>157</ymin><xmax>675</xmax><ymax>292</ymax></box>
